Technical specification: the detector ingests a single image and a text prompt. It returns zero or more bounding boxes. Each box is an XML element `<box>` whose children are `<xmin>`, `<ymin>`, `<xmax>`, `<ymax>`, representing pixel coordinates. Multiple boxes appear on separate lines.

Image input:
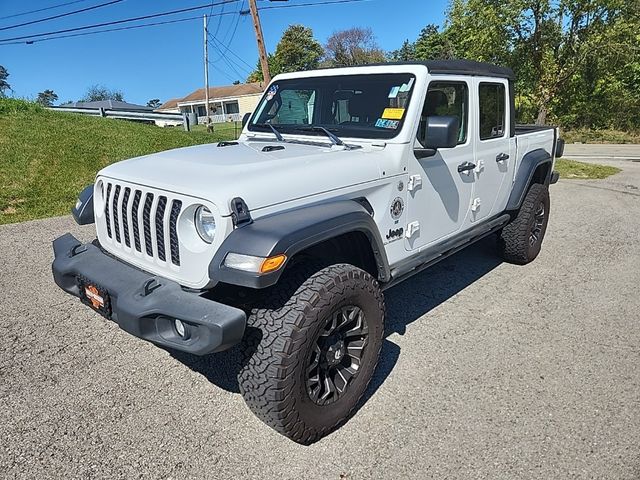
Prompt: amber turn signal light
<box><xmin>260</xmin><ymin>254</ymin><xmax>287</xmax><ymax>273</ymax></box>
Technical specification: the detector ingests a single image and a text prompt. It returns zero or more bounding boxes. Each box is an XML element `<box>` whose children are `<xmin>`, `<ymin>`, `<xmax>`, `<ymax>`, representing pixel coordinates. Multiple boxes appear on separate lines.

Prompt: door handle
<box><xmin>496</xmin><ymin>153</ymin><xmax>510</xmax><ymax>162</ymax></box>
<box><xmin>457</xmin><ymin>162</ymin><xmax>476</xmax><ymax>173</ymax></box>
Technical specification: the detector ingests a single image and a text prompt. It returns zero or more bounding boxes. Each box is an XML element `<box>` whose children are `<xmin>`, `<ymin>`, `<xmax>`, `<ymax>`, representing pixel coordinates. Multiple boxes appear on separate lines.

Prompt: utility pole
<box><xmin>248</xmin><ymin>0</ymin><xmax>271</xmax><ymax>85</ymax></box>
<box><xmin>203</xmin><ymin>14</ymin><xmax>211</xmax><ymax>127</ymax></box>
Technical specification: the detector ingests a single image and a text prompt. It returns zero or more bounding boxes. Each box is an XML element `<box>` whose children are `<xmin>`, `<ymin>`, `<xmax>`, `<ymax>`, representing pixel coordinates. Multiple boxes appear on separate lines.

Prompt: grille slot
<box><xmin>121</xmin><ymin>187</ymin><xmax>131</xmax><ymax>248</ymax></box>
<box><xmin>112</xmin><ymin>185</ymin><xmax>121</xmax><ymax>243</ymax></box>
<box><xmin>104</xmin><ymin>183</ymin><xmax>112</xmax><ymax>238</ymax></box>
<box><xmin>100</xmin><ymin>182</ymin><xmax>182</xmax><ymax>267</ymax></box>
<box><xmin>131</xmin><ymin>190</ymin><xmax>142</xmax><ymax>252</ymax></box>
<box><xmin>142</xmin><ymin>193</ymin><xmax>154</xmax><ymax>257</ymax></box>
<box><xmin>156</xmin><ymin>196</ymin><xmax>167</xmax><ymax>262</ymax></box>
<box><xmin>169</xmin><ymin>200</ymin><xmax>182</xmax><ymax>266</ymax></box>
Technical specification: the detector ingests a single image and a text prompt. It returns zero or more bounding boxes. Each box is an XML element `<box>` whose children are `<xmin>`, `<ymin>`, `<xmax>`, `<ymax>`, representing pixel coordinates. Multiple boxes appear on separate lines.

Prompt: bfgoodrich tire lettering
<box><xmin>498</xmin><ymin>183</ymin><xmax>550</xmax><ymax>264</ymax></box>
<box><xmin>238</xmin><ymin>263</ymin><xmax>384</xmax><ymax>445</ymax></box>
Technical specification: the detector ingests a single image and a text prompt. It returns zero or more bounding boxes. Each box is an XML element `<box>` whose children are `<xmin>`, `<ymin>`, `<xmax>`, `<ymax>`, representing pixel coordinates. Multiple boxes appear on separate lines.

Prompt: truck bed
<box><xmin>515</xmin><ymin>124</ymin><xmax>556</xmax><ymax>135</ymax></box>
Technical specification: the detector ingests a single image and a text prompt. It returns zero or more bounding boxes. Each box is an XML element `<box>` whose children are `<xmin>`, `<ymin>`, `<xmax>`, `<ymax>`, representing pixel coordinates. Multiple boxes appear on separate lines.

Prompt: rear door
<box><xmin>404</xmin><ymin>77</ymin><xmax>475</xmax><ymax>251</ymax></box>
<box><xmin>471</xmin><ymin>79</ymin><xmax>513</xmax><ymax>221</ymax></box>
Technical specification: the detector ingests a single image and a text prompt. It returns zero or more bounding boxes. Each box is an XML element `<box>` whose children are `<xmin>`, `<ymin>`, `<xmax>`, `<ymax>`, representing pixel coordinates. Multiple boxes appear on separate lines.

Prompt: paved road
<box><xmin>1</xmin><ymin>160</ymin><xmax>639</xmax><ymax>479</ymax></box>
<box><xmin>564</xmin><ymin>143</ymin><xmax>640</xmax><ymax>160</ymax></box>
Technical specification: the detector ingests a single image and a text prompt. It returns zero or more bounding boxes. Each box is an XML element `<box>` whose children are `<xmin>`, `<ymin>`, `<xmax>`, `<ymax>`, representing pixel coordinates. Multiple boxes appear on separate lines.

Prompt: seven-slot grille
<box><xmin>102</xmin><ymin>182</ymin><xmax>183</xmax><ymax>266</ymax></box>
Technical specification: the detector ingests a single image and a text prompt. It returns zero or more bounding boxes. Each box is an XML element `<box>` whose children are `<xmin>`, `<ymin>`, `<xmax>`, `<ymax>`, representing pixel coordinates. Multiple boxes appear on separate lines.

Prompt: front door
<box><xmin>405</xmin><ymin>78</ymin><xmax>475</xmax><ymax>251</ymax></box>
<box><xmin>471</xmin><ymin>79</ymin><xmax>512</xmax><ymax>221</ymax></box>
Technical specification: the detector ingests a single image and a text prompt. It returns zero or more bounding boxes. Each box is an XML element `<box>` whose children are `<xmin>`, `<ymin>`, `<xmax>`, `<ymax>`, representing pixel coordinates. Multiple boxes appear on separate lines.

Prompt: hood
<box><xmin>98</xmin><ymin>140</ymin><xmax>382</xmax><ymax>215</ymax></box>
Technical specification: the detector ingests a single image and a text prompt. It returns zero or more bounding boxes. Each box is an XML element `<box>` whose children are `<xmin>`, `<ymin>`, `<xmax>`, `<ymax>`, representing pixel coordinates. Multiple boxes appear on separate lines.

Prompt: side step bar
<box><xmin>382</xmin><ymin>213</ymin><xmax>511</xmax><ymax>291</ymax></box>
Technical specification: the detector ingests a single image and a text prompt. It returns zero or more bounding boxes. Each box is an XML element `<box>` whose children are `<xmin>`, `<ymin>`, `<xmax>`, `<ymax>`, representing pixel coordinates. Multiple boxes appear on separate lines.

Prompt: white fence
<box><xmin>197</xmin><ymin>113</ymin><xmax>243</xmax><ymax>124</ymax></box>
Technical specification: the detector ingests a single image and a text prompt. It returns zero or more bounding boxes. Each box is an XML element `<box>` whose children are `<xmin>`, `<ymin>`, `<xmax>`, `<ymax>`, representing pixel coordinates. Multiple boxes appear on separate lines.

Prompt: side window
<box><xmin>419</xmin><ymin>82</ymin><xmax>468</xmax><ymax>146</ymax></box>
<box><xmin>479</xmin><ymin>83</ymin><xmax>506</xmax><ymax>140</ymax></box>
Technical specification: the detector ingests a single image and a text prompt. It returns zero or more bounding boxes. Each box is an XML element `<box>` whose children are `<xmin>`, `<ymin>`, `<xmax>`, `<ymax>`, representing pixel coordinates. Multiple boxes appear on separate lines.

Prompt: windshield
<box><xmin>248</xmin><ymin>73</ymin><xmax>416</xmax><ymax>140</ymax></box>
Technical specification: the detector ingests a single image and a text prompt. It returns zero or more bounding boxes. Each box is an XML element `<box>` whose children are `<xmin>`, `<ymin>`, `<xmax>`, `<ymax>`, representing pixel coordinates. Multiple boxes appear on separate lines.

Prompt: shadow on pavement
<box><xmin>168</xmin><ymin>235</ymin><xmax>503</xmax><ymax>402</ymax></box>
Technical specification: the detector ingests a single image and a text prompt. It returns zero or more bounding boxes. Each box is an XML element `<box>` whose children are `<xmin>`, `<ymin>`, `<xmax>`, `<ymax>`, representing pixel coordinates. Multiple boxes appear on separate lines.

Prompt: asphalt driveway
<box><xmin>1</xmin><ymin>157</ymin><xmax>639</xmax><ymax>479</ymax></box>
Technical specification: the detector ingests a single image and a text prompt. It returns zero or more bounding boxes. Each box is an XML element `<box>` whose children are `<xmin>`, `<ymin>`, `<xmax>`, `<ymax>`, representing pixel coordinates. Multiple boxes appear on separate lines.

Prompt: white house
<box><xmin>157</xmin><ymin>83</ymin><xmax>265</xmax><ymax>124</ymax></box>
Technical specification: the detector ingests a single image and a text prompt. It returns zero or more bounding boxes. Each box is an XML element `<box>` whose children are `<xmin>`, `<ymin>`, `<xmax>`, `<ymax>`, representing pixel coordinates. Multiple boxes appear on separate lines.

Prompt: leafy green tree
<box><xmin>82</xmin><ymin>85</ymin><xmax>125</xmax><ymax>102</ymax></box>
<box><xmin>36</xmin><ymin>89</ymin><xmax>58</xmax><ymax>107</ymax></box>
<box><xmin>0</xmin><ymin>65</ymin><xmax>11</xmax><ymax>97</ymax></box>
<box><xmin>146</xmin><ymin>98</ymin><xmax>161</xmax><ymax>108</ymax></box>
<box><xmin>248</xmin><ymin>25</ymin><xmax>324</xmax><ymax>82</ymax></box>
<box><xmin>414</xmin><ymin>24</ymin><xmax>455</xmax><ymax>60</ymax></box>
<box><xmin>388</xmin><ymin>40</ymin><xmax>416</xmax><ymax>61</ymax></box>
<box><xmin>323</xmin><ymin>27</ymin><xmax>385</xmax><ymax>67</ymax></box>
<box><xmin>438</xmin><ymin>0</ymin><xmax>640</xmax><ymax>127</ymax></box>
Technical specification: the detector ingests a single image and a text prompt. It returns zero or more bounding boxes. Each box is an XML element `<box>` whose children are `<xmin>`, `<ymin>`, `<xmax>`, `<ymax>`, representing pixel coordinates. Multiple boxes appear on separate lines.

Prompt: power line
<box><xmin>0</xmin><ymin>0</ymin><xmax>239</xmax><ymax>43</ymax></box>
<box><xmin>209</xmin><ymin>1</ymin><xmax>244</xmax><ymax>63</ymax></box>
<box><xmin>0</xmin><ymin>15</ymin><xmax>219</xmax><ymax>46</ymax></box>
<box><xmin>259</xmin><ymin>0</ymin><xmax>370</xmax><ymax>12</ymax></box>
<box><xmin>0</xmin><ymin>0</ymin><xmax>124</xmax><ymax>32</ymax></box>
<box><xmin>0</xmin><ymin>0</ymin><xmax>91</xmax><ymax>21</ymax></box>
<box><xmin>0</xmin><ymin>0</ymin><xmax>370</xmax><ymax>46</ymax></box>
<box><xmin>209</xmin><ymin>32</ymin><xmax>254</xmax><ymax>71</ymax></box>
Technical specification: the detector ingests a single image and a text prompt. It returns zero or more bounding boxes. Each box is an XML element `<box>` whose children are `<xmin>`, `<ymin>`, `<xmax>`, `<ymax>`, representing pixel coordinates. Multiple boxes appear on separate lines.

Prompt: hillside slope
<box><xmin>0</xmin><ymin>100</ymin><xmax>235</xmax><ymax>225</ymax></box>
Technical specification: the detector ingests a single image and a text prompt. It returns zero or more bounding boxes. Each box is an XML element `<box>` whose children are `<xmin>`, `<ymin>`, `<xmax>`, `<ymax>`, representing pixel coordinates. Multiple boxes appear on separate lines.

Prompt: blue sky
<box><xmin>0</xmin><ymin>0</ymin><xmax>448</xmax><ymax>105</ymax></box>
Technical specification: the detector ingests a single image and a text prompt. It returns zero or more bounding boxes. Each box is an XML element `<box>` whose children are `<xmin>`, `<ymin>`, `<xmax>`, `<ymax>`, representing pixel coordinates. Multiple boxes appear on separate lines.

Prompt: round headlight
<box><xmin>195</xmin><ymin>205</ymin><xmax>216</xmax><ymax>243</ymax></box>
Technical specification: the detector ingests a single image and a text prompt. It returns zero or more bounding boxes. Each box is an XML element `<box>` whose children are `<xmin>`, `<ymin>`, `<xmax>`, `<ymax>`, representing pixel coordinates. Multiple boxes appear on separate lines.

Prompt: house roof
<box><xmin>156</xmin><ymin>98</ymin><xmax>180</xmax><ymax>111</ymax></box>
<box><xmin>179</xmin><ymin>82</ymin><xmax>264</xmax><ymax>104</ymax></box>
<box><xmin>60</xmin><ymin>100</ymin><xmax>153</xmax><ymax>111</ymax></box>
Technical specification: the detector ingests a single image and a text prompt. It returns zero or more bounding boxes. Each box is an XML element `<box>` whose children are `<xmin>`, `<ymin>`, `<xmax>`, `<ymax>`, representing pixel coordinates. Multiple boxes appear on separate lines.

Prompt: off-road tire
<box><xmin>498</xmin><ymin>183</ymin><xmax>550</xmax><ymax>264</ymax></box>
<box><xmin>238</xmin><ymin>263</ymin><xmax>385</xmax><ymax>445</ymax></box>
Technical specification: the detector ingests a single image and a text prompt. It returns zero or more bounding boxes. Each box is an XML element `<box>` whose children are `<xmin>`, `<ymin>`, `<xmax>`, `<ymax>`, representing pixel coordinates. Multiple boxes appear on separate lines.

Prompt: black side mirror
<box><xmin>242</xmin><ymin>112</ymin><xmax>252</xmax><ymax>128</ymax></box>
<box><xmin>415</xmin><ymin>116</ymin><xmax>460</xmax><ymax>159</ymax></box>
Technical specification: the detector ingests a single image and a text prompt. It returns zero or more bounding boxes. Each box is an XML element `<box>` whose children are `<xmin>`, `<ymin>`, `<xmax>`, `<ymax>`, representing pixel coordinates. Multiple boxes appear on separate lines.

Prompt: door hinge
<box><xmin>405</xmin><ymin>221</ymin><xmax>420</xmax><ymax>238</ymax></box>
<box><xmin>475</xmin><ymin>159</ymin><xmax>485</xmax><ymax>174</ymax></box>
<box><xmin>407</xmin><ymin>174</ymin><xmax>422</xmax><ymax>192</ymax></box>
<box><xmin>471</xmin><ymin>198</ymin><xmax>482</xmax><ymax>212</ymax></box>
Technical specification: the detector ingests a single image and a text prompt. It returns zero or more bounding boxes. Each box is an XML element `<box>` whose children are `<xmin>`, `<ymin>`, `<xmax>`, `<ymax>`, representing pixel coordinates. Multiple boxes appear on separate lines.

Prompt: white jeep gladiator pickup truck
<box><xmin>52</xmin><ymin>60</ymin><xmax>564</xmax><ymax>444</ymax></box>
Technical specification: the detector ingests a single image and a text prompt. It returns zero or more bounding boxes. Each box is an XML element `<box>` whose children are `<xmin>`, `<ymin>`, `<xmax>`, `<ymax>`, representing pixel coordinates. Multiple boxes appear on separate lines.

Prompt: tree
<box><xmin>388</xmin><ymin>39</ymin><xmax>416</xmax><ymax>61</ymax></box>
<box><xmin>422</xmin><ymin>0</ymin><xmax>640</xmax><ymax>128</ymax></box>
<box><xmin>248</xmin><ymin>25</ymin><xmax>324</xmax><ymax>82</ymax></box>
<box><xmin>414</xmin><ymin>24</ymin><xmax>455</xmax><ymax>61</ymax></box>
<box><xmin>0</xmin><ymin>65</ymin><xmax>10</xmax><ymax>97</ymax></box>
<box><xmin>82</xmin><ymin>84</ymin><xmax>125</xmax><ymax>102</ymax></box>
<box><xmin>146</xmin><ymin>98</ymin><xmax>161</xmax><ymax>108</ymax></box>
<box><xmin>36</xmin><ymin>89</ymin><xmax>58</xmax><ymax>107</ymax></box>
<box><xmin>323</xmin><ymin>27</ymin><xmax>385</xmax><ymax>67</ymax></box>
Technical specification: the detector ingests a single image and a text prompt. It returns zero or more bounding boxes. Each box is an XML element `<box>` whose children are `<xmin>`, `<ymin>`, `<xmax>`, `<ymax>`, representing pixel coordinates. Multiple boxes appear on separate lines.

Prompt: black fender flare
<box><xmin>209</xmin><ymin>200</ymin><xmax>390</xmax><ymax>289</ymax></box>
<box><xmin>506</xmin><ymin>148</ymin><xmax>552</xmax><ymax>211</ymax></box>
<box><xmin>72</xmin><ymin>184</ymin><xmax>95</xmax><ymax>225</ymax></box>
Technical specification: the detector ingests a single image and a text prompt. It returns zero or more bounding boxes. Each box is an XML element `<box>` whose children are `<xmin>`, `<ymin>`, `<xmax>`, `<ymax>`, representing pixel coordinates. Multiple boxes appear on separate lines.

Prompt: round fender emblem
<box><xmin>390</xmin><ymin>197</ymin><xmax>404</xmax><ymax>220</ymax></box>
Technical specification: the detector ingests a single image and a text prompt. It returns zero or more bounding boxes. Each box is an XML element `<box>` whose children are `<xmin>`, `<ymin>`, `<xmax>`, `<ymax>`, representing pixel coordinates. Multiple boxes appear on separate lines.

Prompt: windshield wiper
<box><xmin>294</xmin><ymin>126</ymin><xmax>360</xmax><ymax>149</ymax></box>
<box><xmin>254</xmin><ymin>122</ymin><xmax>284</xmax><ymax>142</ymax></box>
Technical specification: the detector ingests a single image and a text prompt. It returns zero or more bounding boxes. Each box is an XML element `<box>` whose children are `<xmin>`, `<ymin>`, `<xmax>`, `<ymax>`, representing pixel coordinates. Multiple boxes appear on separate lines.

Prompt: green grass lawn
<box><xmin>0</xmin><ymin>100</ymin><xmax>237</xmax><ymax>225</ymax></box>
<box><xmin>562</xmin><ymin>128</ymin><xmax>640</xmax><ymax>144</ymax></box>
<box><xmin>555</xmin><ymin>158</ymin><xmax>621</xmax><ymax>179</ymax></box>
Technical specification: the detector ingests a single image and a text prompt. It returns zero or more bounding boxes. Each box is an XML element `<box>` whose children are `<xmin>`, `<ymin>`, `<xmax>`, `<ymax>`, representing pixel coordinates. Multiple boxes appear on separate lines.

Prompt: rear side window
<box><xmin>479</xmin><ymin>83</ymin><xmax>506</xmax><ymax>140</ymax></box>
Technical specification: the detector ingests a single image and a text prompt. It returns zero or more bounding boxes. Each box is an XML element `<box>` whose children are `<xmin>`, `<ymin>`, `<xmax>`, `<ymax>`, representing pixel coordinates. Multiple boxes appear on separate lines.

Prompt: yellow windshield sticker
<box><xmin>382</xmin><ymin>108</ymin><xmax>405</xmax><ymax>120</ymax></box>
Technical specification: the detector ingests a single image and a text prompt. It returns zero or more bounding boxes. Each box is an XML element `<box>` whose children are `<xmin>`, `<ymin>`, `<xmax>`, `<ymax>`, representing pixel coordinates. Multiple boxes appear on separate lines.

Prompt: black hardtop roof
<box><xmin>363</xmin><ymin>59</ymin><xmax>515</xmax><ymax>80</ymax></box>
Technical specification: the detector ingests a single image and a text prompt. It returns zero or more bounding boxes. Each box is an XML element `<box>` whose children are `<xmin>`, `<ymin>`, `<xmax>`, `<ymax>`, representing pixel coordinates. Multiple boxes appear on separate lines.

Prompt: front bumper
<box><xmin>51</xmin><ymin>233</ymin><xmax>246</xmax><ymax>355</ymax></box>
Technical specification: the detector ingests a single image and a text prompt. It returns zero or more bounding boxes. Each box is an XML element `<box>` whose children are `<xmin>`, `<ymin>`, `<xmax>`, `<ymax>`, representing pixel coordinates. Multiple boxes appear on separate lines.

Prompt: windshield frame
<box><xmin>247</xmin><ymin>72</ymin><xmax>417</xmax><ymax>141</ymax></box>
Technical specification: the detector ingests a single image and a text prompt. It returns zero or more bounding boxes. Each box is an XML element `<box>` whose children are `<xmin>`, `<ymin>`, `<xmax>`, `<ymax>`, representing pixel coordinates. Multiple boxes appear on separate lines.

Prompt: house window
<box><xmin>197</xmin><ymin>105</ymin><xmax>206</xmax><ymax>117</ymax></box>
<box><xmin>224</xmin><ymin>102</ymin><xmax>240</xmax><ymax>114</ymax></box>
